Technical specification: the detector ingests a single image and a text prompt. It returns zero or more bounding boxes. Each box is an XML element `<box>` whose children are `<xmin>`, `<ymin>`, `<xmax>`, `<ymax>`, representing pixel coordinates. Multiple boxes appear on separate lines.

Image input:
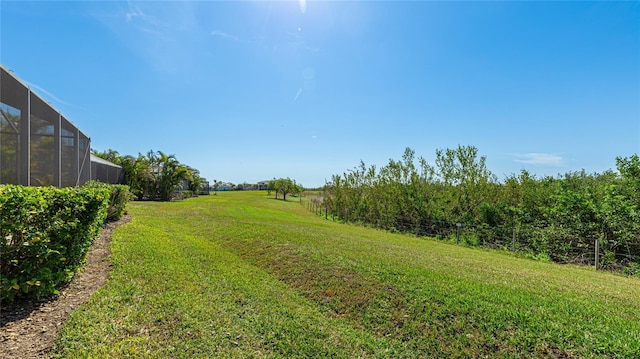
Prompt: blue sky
<box><xmin>1</xmin><ymin>1</ymin><xmax>638</xmax><ymax>187</ymax></box>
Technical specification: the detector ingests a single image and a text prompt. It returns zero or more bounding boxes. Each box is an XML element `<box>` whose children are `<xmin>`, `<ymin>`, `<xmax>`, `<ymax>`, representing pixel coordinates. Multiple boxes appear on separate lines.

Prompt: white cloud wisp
<box><xmin>514</xmin><ymin>153</ymin><xmax>565</xmax><ymax>167</ymax></box>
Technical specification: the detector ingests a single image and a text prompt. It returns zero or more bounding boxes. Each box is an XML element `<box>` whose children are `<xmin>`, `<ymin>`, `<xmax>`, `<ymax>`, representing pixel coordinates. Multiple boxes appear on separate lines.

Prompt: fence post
<box><xmin>512</xmin><ymin>227</ymin><xmax>516</xmax><ymax>252</ymax></box>
<box><xmin>595</xmin><ymin>238</ymin><xmax>599</xmax><ymax>270</ymax></box>
<box><xmin>456</xmin><ymin>223</ymin><xmax>461</xmax><ymax>244</ymax></box>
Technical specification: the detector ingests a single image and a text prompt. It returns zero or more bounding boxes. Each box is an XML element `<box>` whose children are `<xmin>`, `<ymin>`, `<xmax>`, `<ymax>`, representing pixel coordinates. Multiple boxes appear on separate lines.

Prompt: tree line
<box><xmin>92</xmin><ymin>149</ymin><xmax>206</xmax><ymax>201</ymax></box>
<box><xmin>322</xmin><ymin>146</ymin><xmax>640</xmax><ymax>272</ymax></box>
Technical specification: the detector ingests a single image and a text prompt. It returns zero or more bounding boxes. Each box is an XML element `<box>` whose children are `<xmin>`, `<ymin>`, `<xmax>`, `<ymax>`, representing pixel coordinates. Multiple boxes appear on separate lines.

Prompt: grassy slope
<box><xmin>53</xmin><ymin>191</ymin><xmax>640</xmax><ymax>358</ymax></box>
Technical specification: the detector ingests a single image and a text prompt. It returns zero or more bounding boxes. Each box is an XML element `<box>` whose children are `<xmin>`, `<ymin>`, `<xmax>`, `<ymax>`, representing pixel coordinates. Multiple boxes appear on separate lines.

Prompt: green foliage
<box><xmin>324</xmin><ymin>147</ymin><xmax>640</xmax><ymax>271</ymax></box>
<box><xmin>83</xmin><ymin>181</ymin><xmax>133</xmax><ymax>221</ymax></box>
<box><xmin>269</xmin><ymin>177</ymin><xmax>303</xmax><ymax>201</ymax></box>
<box><xmin>173</xmin><ymin>190</ymin><xmax>194</xmax><ymax>200</ymax></box>
<box><xmin>120</xmin><ymin>154</ymin><xmax>151</xmax><ymax>200</ymax></box>
<box><xmin>324</xmin><ymin>146</ymin><xmax>493</xmax><ymax>233</ymax></box>
<box><xmin>0</xmin><ymin>185</ymin><xmax>109</xmax><ymax>303</ymax></box>
<box><xmin>93</xmin><ymin>148</ymin><xmax>204</xmax><ymax>202</ymax></box>
<box><xmin>146</xmin><ymin>150</ymin><xmax>190</xmax><ymax>201</ymax></box>
<box><xmin>185</xmin><ymin>167</ymin><xmax>205</xmax><ymax>195</ymax></box>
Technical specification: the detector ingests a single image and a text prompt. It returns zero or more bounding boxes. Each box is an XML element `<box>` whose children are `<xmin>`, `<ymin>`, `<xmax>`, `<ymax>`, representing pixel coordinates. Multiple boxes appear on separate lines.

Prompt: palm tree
<box><xmin>186</xmin><ymin>167</ymin><xmax>204</xmax><ymax>195</ymax></box>
<box><xmin>156</xmin><ymin>151</ymin><xmax>189</xmax><ymax>201</ymax></box>
<box><xmin>119</xmin><ymin>154</ymin><xmax>151</xmax><ymax>200</ymax></box>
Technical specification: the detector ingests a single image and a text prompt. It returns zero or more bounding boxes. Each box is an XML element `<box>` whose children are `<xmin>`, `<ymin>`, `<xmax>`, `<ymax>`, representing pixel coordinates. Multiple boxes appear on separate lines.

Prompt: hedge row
<box><xmin>83</xmin><ymin>181</ymin><xmax>133</xmax><ymax>221</ymax></box>
<box><xmin>0</xmin><ymin>184</ymin><xmax>127</xmax><ymax>303</ymax></box>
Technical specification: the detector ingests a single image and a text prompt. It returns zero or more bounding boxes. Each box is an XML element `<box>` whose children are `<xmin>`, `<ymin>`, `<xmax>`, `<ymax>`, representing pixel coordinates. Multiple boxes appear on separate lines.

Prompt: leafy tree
<box><xmin>93</xmin><ymin>148</ymin><xmax>200</xmax><ymax>201</ymax></box>
<box><xmin>271</xmin><ymin>178</ymin><xmax>302</xmax><ymax>201</ymax></box>
<box><xmin>598</xmin><ymin>155</ymin><xmax>640</xmax><ymax>265</ymax></box>
<box><xmin>323</xmin><ymin>146</ymin><xmax>640</xmax><ymax>271</ymax></box>
<box><xmin>616</xmin><ymin>154</ymin><xmax>640</xmax><ymax>207</ymax></box>
<box><xmin>435</xmin><ymin>145</ymin><xmax>494</xmax><ymax>224</ymax></box>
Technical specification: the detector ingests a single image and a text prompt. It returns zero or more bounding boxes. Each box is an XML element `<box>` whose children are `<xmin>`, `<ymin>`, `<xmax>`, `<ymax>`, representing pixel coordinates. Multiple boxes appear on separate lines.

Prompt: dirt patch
<box><xmin>0</xmin><ymin>215</ymin><xmax>131</xmax><ymax>359</ymax></box>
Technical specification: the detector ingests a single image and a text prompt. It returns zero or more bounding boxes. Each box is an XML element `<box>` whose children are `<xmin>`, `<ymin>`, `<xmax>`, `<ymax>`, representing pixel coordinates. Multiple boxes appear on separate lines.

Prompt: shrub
<box><xmin>0</xmin><ymin>185</ymin><xmax>109</xmax><ymax>303</ymax></box>
<box><xmin>173</xmin><ymin>190</ymin><xmax>194</xmax><ymax>201</ymax></box>
<box><xmin>83</xmin><ymin>181</ymin><xmax>133</xmax><ymax>221</ymax></box>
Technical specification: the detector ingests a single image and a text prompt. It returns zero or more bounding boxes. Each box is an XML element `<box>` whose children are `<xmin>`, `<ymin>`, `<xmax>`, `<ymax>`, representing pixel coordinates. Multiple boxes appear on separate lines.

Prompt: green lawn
<box><xmin>53</xmin><ymin>191</ymin><xmax>640</xmax><ymax>358</ymax></box>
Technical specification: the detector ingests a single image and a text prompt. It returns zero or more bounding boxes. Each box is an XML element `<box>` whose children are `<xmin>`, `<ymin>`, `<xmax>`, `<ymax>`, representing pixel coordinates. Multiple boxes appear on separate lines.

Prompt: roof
<box><xmin>90</xmin><ymin>154</ymin><xmax>122</xmax><ymax>168</ymax></box>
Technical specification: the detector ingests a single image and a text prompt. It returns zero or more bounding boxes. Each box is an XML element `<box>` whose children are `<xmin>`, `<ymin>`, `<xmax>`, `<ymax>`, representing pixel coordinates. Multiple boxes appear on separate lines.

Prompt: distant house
<box><xmin>257</xmin><ymin>180</ymin><xmax>270</xmax><ymax>190</ymax></box>
<box><xmin>216</xmin><ymin>182</ymin><xmax>233</xmax><ymax>191</ymax></box>
<box><xmin>175</xmin><ymin>178</ymin><xmax>210</xmax><ymax>195</ymax></box>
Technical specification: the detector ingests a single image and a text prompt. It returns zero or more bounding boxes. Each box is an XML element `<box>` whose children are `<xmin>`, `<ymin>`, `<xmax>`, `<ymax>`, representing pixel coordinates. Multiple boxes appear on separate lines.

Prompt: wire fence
<box><xmin>299</xmin><ymin>194</ymin><xmax>640</xmax><ymax>275</ymax></box>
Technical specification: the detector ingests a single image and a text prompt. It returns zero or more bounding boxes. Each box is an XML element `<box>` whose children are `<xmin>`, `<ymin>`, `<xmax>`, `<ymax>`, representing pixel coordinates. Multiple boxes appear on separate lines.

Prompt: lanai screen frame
<box><xmin>0</xmin><ymin>65</ymin><xmax>91</xmax><ymax>187</ymax></box>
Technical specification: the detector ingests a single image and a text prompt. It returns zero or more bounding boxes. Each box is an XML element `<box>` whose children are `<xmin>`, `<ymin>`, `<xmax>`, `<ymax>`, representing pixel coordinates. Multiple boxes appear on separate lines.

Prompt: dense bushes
<box><xmin>323</xmin><ymin>147</ymin><xmax>640</xmax><ymax>272</ymax></box>
<box><xmin>83</xmin><ymin>181</ymin><xmax>133</xmax><ymax>221</ymax></box>
<box><xmin>1</xmin><ymin>185</ymin><xmax>113</xmax><ymax>303</ymax></box>
<box><xmin>92</xmin><ymin>149</ymin><xmax>205</xmax><ymax>201</ymax></box>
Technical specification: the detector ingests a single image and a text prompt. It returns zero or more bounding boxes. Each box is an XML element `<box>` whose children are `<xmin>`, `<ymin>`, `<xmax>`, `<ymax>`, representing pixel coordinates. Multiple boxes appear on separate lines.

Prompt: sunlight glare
<box><xmin>299</xmin><ymin>0</ymin><xmax>307</xmax><ymax>14</ymax></box>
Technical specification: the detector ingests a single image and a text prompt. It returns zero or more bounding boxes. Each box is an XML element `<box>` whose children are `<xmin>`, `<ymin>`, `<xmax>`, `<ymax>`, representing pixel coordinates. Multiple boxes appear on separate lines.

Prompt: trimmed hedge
<box><xmin>0</xmin><ymin>185</ymin><xmax>110</xmax><ymax>303</ymax></box>
<box><xmin>83</xmin><ymin>181</ymin><xmax>133</xmax><ymax>221</ymax></box>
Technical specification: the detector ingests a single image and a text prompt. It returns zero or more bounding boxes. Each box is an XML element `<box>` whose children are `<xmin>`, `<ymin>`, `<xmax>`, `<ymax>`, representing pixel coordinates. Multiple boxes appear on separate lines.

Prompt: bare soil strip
<box><xmin>0</xmin><ymin>216</ymin><xmax>131</xmax><ymax>359</ymax></box>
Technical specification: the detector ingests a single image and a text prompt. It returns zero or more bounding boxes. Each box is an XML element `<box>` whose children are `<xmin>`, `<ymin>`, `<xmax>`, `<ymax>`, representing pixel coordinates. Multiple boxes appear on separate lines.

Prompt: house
<box><xmin>1</xmin><ymin>65</ymin><xmax>122</xmax><ymax>187</ymax></box>
<box><xmin>216</xmin><ymin>182</ymin><xmax>234</xmax><ymax>191</ymax></box>
<box><xmin>257</xmin><ymin>180</ymin><xmax>270</xmax><ymax>190</ymax></box>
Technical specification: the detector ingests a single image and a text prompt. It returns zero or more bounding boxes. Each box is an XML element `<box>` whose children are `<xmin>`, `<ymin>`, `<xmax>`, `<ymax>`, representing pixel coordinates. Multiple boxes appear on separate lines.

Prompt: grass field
<box><xmin>52</xmin><ymin>191</ymin><xmax>640</xmax><ymax>358</ymax></box>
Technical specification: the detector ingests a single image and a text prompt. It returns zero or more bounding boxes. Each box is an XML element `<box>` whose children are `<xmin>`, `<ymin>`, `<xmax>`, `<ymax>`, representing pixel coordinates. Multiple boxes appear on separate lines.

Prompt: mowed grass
<box><xmin>53</xmin><ymin>191</ymin><xmax>640</xmax><ymax>358</ymax></box>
